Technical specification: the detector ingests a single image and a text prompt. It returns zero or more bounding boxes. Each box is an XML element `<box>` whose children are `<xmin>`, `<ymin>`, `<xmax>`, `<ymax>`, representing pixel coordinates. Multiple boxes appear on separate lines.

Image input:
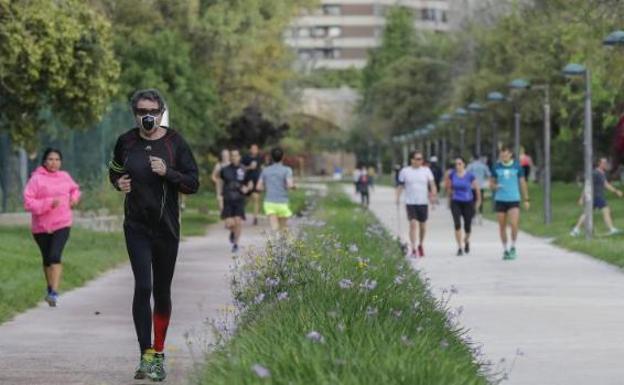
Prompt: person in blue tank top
<box><xmin>445</xmin><ymin>157</ymin><xmax>482</xmax><ymax>256</ymax></box>
<box><xmin>490</xmin><ymin>145</ymin><xmax>530</xmax><ymax>260</ymax></box>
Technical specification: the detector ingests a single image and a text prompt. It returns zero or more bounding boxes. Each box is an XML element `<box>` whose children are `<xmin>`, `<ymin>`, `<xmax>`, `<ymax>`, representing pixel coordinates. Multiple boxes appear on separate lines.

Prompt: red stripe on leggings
<box><xmin>153</xmin><ymin>312</ymin><xmax>171</xmax><ymax>352</ymax></box>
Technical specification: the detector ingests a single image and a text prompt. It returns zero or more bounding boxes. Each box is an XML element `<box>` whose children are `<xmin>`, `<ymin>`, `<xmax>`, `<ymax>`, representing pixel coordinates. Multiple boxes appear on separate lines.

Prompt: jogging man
<box><xmin>570</xmin><ymin>157</ymin><xmax>623</xmax><ymax>236</ymax></box>
<box><xmin>467</xmin><ymin>154</ymin><xmax>491</xmax><ymax>224</ymax></box>
<box><xmin>257</xmin><ymin>147</ymin><xmax>295</xmax><ymax>232</ymax></box>
<box><xmin>219</xmin><ymin>148</ymin><xmax>253</xmax><ymax>252</ymax></box>
<box><xmin>242</xmin><ymin>143</ymin><xmax>263</xmax><ymax>225</ymax></box>
<box><xmin>490</xmin><ymin>145</ymin><xmax>530</xmax><ymax>260</ymax></box>
<box><xmin>396</xmin><ymin>151</ymin><xmax>438</xmax><ymax>258</ymax></box>
<box><xmin>109</xmin><ymin>89</ymin><xmax>199</xmax><ymax>381</ymax></box>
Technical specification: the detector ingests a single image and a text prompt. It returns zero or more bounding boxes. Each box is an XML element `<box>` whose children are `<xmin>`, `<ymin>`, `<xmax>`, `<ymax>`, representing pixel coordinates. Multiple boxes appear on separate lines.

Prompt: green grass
<box><xmin>483</xmin><ymin>182</ymin><xmax>624</xmax><ymax>267</ymax></box>
<box><xmin>0</xmin><ymin>227</ymin><xmax>128</xmax><ymax>324</ymax></box>
<box><xmin>199</xmin><ymin>189</ymin><xmax>488</xmax><ymax>384</ymax></box>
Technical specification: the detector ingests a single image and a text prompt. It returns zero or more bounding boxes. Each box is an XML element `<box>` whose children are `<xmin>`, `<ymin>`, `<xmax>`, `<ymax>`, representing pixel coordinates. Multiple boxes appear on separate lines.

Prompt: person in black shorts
<box><xmin>242</xmin><ymin>143</ymin><xmax>263</xmax><ymax>225</ymax></box>
<box><xmin>109</xmin><ymin>89</ymin><xmax>199</xmax><ymax>381</ymax></box>
<box><xmin>218</xmin><ymin>148</ymin><xmax>253</xmax><ymax>252</ymax></box>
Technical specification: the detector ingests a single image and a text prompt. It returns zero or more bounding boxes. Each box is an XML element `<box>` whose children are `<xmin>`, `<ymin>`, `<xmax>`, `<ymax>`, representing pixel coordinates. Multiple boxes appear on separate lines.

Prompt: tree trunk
<box><xmin>0</xmin><ymin>132</ymin><xmax>10</xmax><ymax>213</ymax></box>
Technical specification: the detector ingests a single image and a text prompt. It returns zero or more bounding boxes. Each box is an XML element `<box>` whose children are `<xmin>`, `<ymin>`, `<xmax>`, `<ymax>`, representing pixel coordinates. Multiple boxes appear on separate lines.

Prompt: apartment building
<box><xmin>285</xmin><ymin>0</ymin><xmax>491</xmax><ymax>69</ymax></box>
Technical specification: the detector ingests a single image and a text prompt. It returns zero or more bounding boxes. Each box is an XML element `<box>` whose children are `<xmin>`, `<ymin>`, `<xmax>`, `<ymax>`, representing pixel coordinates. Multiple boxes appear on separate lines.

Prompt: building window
<box><xmin>298</xmin><ymin>50</ymin><xmax>313</xmax><ymax>60</ymax></box>
<box><xmin>322</xmin><ymin>4</ymin><xmax>341</xmax><ymax>16</ymax></box>
<box><xmin>328</xmin><ymin>26</ymin><xmax>342</xmax><ymax>38</ymax></box>
<box><xmin>373</xmin><ymin>4</ymin><xmax>387</xmax><ymax>16</ymax></box>
<box><xmin>312</xmin><ymin>27</ymin><xmax>327</xmax><ymax>38</ymax></box>
<box><xmin>441</xmin><ymin>10</ymin><xmax>448</xmax><ymax>23</ymax></box>
<box><xmin>297</xmin><ymin>28</ymin><xmax>311</xmax><ymax>38</ymax></box>
<box><xmin>421</xmin><ymin>8</ymin><xmax>440</xmax><ymax>22</ymax></box>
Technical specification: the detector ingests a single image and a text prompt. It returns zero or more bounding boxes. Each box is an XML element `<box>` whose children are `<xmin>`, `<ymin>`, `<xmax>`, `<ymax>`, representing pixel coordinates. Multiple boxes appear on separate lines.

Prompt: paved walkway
<box><xmin>349</xmin><ymin>186</ymin><xmax>624</xmax><ymax>385</ymax></box>
<box><xmin>0</xmin><ymin>220</ymin><xmax>268</xmax><ymax>385</ymax></box>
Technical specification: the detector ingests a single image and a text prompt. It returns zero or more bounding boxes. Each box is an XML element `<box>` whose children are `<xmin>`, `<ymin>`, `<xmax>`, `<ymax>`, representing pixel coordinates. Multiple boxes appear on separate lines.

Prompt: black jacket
<box><xmin>109</xmin><ymin>128</ymin><xmax>199</xmax><ymax>239</ymax></box>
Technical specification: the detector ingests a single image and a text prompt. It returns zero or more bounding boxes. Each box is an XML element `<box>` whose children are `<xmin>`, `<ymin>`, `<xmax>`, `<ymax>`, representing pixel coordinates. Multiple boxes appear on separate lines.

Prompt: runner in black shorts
<box><xmin>490</xmin><ymin>145</ymin><xmax>529</xmax><ymax>260</ymax></box>
<box><xmin>218</xmin><ymin>148</ymin><xmax>253</xmax><ymax>253</ymax></box>
<box><xmin>396</xmin><ymin>151</ymin><xmax>438</xmax><ymax>258</ymax></box>
<box><xmin>109</xmin><ymin>89</ymin><xmax>199</xmax><ymax>381</ymax></box>
<box><xmin>242</xmin><ymin>144</ymin><xmax>263</xmax><ymax>225</ymax></box>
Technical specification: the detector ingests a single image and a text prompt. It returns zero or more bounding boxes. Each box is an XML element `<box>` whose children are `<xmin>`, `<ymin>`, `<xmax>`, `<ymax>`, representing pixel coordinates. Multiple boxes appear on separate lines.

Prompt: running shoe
<box><xmin>509</xmin><ymin>247</ymin><xmax>518</xmax><ymax>259</ymax></box>
<box><xmin>569</xmin><ymin>228</ymin><xmax>580</xmax><ymax>237</ymax></box>
<box><xmin>229</xmin><ymin>231</ymin><xmax>235</xmax><ymax>244</ymax></box>
<box><xmin>417</xmin><ymin>245</ymin><xmax>425</xmax><ymax>257</ymax></box>
<box><xmin>608</xmin><ymin>228</ymin><xmax>622</xmax><ymax>236</ymax></box>
<box><xmin>231</xmin><ymin>244</ymin><xmax>239</xmax><ymax>253</ymax></box>
<box><xmin>464</xmin><ymin>241</ymin><xmax>470</xmax><ymax>254</ymax></box>
<box><xmin>502</xmin><ymin>250</ymin><xmax>512</xmax><ymax>260</ymax></box>
<box><xmin>410</xmin><ymin>249</ymin><xmax>418</xmax><ymax>258</ymax></box>
<box><xmin>45</xmin><ymin>292</ymin><xmax>58</xmax><ymax>307</ymax></box>
<box><xmin>457</xmin><ymin>248</ymin><xmax>464</xmax><ymax>256</ymax></box>
<box><xmin>148</xmin><ymin>353</ymin><xmax>167</xmax><ymax>382</ymax></box>
<box><xmin>134</xmin><ymin>349</ymin><xmax>155</xmax><ymax>380</ymax></box>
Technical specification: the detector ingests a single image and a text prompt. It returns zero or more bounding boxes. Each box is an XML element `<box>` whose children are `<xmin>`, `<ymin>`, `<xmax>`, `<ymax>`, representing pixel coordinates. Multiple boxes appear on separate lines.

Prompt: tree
<box><xmin>0</xmin><ymin>0</ymin><xmax>119</xmax><ymax>211</ymax></box>
<box><xmin>0</xmin><ymin>0</ymin><xmax>119</xmax><ymax>143</ymax></box>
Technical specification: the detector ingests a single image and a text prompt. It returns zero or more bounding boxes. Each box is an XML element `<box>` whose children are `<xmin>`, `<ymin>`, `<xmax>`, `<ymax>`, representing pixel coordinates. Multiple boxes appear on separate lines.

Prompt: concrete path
<box><xmin>349</xmin><ymin>185</ymin><xmax>624</xmax><ymax>385</ymax></box>
<box><xmin>0</xmin><ymin>220</ymin><xmax>269</xmax><ymax>385</ymax></box>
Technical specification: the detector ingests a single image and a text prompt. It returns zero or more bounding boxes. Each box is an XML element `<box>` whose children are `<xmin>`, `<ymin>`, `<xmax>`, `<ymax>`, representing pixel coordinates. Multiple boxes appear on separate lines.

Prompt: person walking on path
<box><xmin>467</xmin><ymin>154</ymin><xmax>491</xmax><ymax>224</ymax></box>
<box><xmin>520</xmin><ymin>149</ymin><xmax>533</xmax><ymax>182</ymax></box>
<box><xmin>396</xmin><ymin>151</ymin><xmax>438</xmax><ymax>258</ymax></box>
<box><xmin>445</xmin><ymin>157</ymin><xmax>481</xmax><ymax>256</ymax></box>
<box><xmin>23</xmin><ymin>148</ymin><xmax>81</xmax><ymax>307</ymax></box>
<box><xmin>429</xmin><ymin>156</ymin><xmax>443</xmax><ymax>196</ymax></box>
<box><xmin>108</xmin><ymin>89</ymin><xmax>199</xmax><ymax>381</ymax></box>
<box><xmin>570</xmin><ymin>157</ymin><xmax>623</xmax><ymax>237</ymax></box>
<box><xmin>242</xmin><ymin>143</ymin><xmax>263</xmax><ymax>226</ymax></box>
<box><xmin>355</xmin><ymin>164</ymin><xmax>374</xmax><ymax>209</ymax></box>
<box><xmin>490</xmin><ymin>145</ymin><xmax>530</xmax><ymax>260</ymax></box>
<box><xmin>218</xmin><ymin>148</ymin><xmax>253</xmax><ymax>252</ymax></box>
<box><xmin>257</xmin><ymin>147</ymin><xmax>295</xmax><ymax>232</ymax></box>
<box><xmin>211</xmin><ymin>149</ymin><xmax>230</xmax><ymax>211</ymax></box>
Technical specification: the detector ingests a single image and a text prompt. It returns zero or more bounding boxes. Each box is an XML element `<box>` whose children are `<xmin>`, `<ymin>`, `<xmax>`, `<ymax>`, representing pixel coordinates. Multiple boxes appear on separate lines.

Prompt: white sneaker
<box><xmin>569</xmin><ymin>228</ymin><xmax>580</xmax><ymax>237</ymax></box>
<box><xmin>608</xmin><ymin>228</ymin><xmax>621</xmax><ymax>236</ymax></box>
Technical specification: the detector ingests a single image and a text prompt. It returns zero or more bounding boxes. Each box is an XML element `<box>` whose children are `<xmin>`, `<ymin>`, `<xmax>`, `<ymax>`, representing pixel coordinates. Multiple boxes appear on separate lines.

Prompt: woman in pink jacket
<box><xmin>23</xmin><ymin>148</ymin><xmax>81</xmax><ymax>307</ymax></box>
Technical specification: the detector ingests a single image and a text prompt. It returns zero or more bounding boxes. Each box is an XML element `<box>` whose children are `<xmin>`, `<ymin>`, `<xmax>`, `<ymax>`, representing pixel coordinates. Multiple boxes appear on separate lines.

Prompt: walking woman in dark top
<box><xmin>109</xmin><ymin>89</ymin><xmax>199</xmax><ymax>381</ymax></box>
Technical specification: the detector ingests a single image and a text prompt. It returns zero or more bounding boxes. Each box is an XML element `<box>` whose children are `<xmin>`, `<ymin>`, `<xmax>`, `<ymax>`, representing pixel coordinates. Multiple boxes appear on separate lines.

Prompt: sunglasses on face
<box><xmin>135</xmin><ymin>108</ymin><xmax>162</xmax><ymax>116</ymax></box>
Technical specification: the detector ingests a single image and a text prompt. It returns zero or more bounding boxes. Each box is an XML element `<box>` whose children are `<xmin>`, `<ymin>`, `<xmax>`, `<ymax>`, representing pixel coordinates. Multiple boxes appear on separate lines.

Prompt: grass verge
<box><xmin>0</xmin><ymin>227</ymin><xmax>127</xmax><ymax>324</ymax></box>
<box><xmin>198</xmin><ymin>190</ymin><xmax>489</xmax><ymax>384</ymax></box>
<box><xmin>483</xmin><ymin>182</ymin><xmax>624</xmax><ymax>267</ymax></box>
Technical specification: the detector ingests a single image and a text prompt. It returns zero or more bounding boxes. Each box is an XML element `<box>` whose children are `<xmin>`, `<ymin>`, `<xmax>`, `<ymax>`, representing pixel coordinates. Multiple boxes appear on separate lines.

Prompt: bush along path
<box><xmin>199</xmin><ymin>191</ymin><xmax>491</xmax><ymax>385</ymax></box>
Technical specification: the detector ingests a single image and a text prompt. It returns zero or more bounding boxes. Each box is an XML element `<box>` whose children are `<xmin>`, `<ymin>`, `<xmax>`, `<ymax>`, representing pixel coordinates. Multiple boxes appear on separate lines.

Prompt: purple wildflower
<box><xmin>338</xmin><ymin>279</ymin><xmax>353</xmax><ymax>289</ymax></box>
<box><xmin>306</xmin><ymin>331</ymin><xmax>325</xmax><ymax>343</ymax></box>
<box><xmin>277</xmin><ymin>292</ymin><xmax>288</xmax><ymax>301</ymax></box>
<box><xmin>251</xmin><ymin>364</ymin><xmax>271</xmax><ymax>378</ymax></box>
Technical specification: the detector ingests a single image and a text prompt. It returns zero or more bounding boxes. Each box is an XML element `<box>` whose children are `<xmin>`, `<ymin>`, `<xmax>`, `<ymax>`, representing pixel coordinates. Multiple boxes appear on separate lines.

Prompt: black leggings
<box><xmin>124</xmin><ymin>225</ymin><xmax>179</xmax><ymax>353</ymax></box>
<box><xmin>451</xmin><ymin>200</ymin><xmax>475</xmax><ymax>234</ymax></box>
<box><xmin>360</xmin><ymin>190</ymin><xmax>369</xmax><ymax>206</ymax></box>
<box><xmin>33</xmin><ymin>227</ymin><xmax>71</xmax><ymax>266</ymax></box>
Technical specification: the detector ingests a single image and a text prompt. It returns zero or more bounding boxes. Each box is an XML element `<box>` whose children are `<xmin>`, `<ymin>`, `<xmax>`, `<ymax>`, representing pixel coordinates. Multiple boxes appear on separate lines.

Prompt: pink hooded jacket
<box><xmin>23</xmin><ymin>166</ymin><xmax>81</xmax><ymax>234</ymax></box>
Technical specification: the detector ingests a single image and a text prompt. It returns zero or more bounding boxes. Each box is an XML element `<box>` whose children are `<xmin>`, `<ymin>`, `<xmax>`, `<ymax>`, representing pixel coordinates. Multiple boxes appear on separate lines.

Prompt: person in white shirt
<box><xmin>395</xmin><ymin>151</ymin><xmax>438</xmax><ymax>257</ymax></box>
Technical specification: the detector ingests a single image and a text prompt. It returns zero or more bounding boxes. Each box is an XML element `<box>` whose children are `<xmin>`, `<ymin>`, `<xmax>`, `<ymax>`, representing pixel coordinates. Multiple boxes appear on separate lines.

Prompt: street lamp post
<box><xmin>532</xmin><ymin>84</ymin><xmax>552</xmax><ymax>224</ymax></box>
<box><xmin>455</xmin><ymin>108</ymin><xmax>468</xmax><ymax>157</ymax></box>
<box><xmin>487</xmin><ymin>91</ymin><xmax>507</xmax><ymax>164</ymax></box>
<box><xmin>440</xmin><ymin>113</ymin><xmax>452</xmax><ymax>171</ymax></box>
<box><xmin>508</xmin><ymin>78</ymin><xmax>530</xmax><ymax>158</ymax></box>
<box><xmin>563</xmin><ymin>63</ymin><xmax>593</xmax><ymax>239</ymax></box>
<box><xmin>468</xmin><ymin>102</ymin><xmax>485</xmax><ymax>157</ymax></box>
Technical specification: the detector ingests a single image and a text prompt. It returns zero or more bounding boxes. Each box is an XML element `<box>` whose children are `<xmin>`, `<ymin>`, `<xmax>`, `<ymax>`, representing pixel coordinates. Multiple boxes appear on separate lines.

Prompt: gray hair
<box><xmin>130</xmin><ymin>89</ymin><xmax>166</xmax><ymax>113</ymax></box>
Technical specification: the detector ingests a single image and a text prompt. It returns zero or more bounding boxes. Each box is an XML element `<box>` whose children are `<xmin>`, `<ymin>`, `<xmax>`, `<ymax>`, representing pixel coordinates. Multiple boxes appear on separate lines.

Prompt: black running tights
<box><xmin>124</xmin><ymin>226</ymin><xmax>179</xmax><ymax>353</ymax></box>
